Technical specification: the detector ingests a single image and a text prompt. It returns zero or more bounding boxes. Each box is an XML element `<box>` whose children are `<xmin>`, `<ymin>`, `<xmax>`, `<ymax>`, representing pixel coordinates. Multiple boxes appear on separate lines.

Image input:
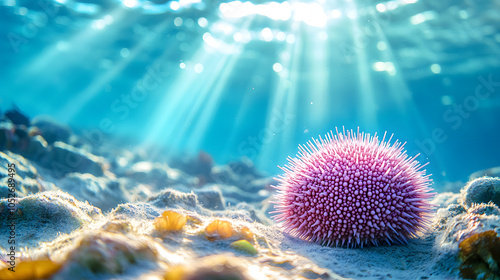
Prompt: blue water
<box><xmin>1</xmin><ymin>0</ymin><xmax>499</xmax><ymax>186</ymax></box>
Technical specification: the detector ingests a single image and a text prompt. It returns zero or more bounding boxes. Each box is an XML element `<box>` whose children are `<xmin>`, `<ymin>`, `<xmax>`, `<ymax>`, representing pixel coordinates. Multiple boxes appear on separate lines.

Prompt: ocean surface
<box><xmin>1</xmin><ymin>0</ymin><xmax>500</xmax><ymax>186</ymax></box>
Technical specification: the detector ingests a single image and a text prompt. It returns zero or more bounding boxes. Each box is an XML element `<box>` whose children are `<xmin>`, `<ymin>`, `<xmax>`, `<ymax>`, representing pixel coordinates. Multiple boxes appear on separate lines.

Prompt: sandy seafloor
<box><xmin>1</xmin><ymin>114</ymin><xmax>500</xmax><ymax>280</ymax></box>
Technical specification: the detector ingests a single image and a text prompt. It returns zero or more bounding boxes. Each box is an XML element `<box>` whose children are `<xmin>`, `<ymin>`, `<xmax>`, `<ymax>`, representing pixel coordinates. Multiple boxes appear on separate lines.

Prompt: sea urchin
<box><xmin>271</xmin><ymin>128</ymin><xmax>435</xmax><ymax>247</ymax></box>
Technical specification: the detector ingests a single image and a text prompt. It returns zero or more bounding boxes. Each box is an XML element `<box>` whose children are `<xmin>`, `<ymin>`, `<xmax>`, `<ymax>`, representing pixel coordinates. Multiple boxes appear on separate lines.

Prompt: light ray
<box><xmin>58</xmin><ymin>19</ymin><xmax>172</xmax><ymax>122</ymax></box>
<box><xmin>369</xmin><ymin>8</ymin><xmax>430</xmax><ymax>135</ymax></box>
<box><xmin>141</xmin><ymin>17</ymin><xmax>252</xmax><ymax>154</ymax></box>
<box><xmin>257</xmin><ymin>22</ymin><xmax>302</xmax><ymax>168</ymax></box>
<box><xmin>350</xmin><ymin>3</ymin><xmax>378</xmax><ymax>129</ymax></box>
<box><xmin>171</xmin><ymin>18</ymin><xmax>255</xmax><ymax>151</ymax></box>
<box><xmin>25</xmin><ymin>8</ymin><xmax>127</xmax><ymax>77</ymax></box>
<box><xmin>165</xmin><ymin>53</ymin><xmax>232</xmax><ymax>150</ymax></box>
<box><xmin>306</xmin><ymin>28</ymin><xmax>329</xmax><ymax>124</ymax></box>
<box><xmin>181</xmin><ymin>52</ymin><xmax>240</xmax><ymax>151</ymax></box>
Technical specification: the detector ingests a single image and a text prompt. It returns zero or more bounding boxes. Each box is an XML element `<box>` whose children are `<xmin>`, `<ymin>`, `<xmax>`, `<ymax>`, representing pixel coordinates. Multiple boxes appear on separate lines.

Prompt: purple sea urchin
<box><xmin>271</xmin><ymin>128</ymin><xmax>435</xmax><ymax>247</ymax></box>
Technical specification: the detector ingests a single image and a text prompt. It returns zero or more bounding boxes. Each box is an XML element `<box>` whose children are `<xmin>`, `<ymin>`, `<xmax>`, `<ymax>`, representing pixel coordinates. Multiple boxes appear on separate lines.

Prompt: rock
<box><xmin>206</xmin><ymin>183</ymin><xmax>268</xmax><ymax>205</ymax></box>
<box><xmin>432</xmin><ymin>192</ymin><xmax>461</xmax><ymax>208</ymax></box>
<box><xmin>0</xmin><ymin>151</ymin><xmax>38</xmax><ymax>180</ymax></box>
<box><xmin>39</xmin><ymin>231</ymin><xmax>157</xmax><ymax>278</ymax></box>
<box><xmin>470</xmin><ymin>166</ymin><xmax>500</xmax><ymax>179</ymax></box>
<box><xmin>14</xmin><ymin>135</ymin><xmax>49</xmax><ymax>162</ymax></box>
<box><xmin>102</xmin><ymin>220</ymin><xmax>134</xmax><ymax>234</ymax></box>
<box><xmin>468</xmin><ymin>201</ymin><xmax>500</xmax><ymax>216</ymax></box>
<box><xmin>196</xmin><ymin>150</ymin><xmax>214</xmax><ymax>175</ymax></box>
<box><xmin>110</xmin><ymin>202</ymin><xmax>162</xmax><ymax>221</ymax></box>
<box><xmin>434</xmin><ymin>181</ymin><xmax>500</xmax><ymax>278</ymax></box>
<box><xmin>42</xmin><ymin>141</ymin><xmax>105</xmax><ymax>177</ymax></box>
<box><xmin>0</xmin><ymin>121</ymin><xmax>14</xmax><ymax>150</ymax></box>
<box><xmin>147</xmin><ymin>188</ymin><xmax>199</xmax><ymax>211</ymax></box>
<box><xmin>105</xmin><ymin>150</ymin><xmax>135</xmax><ymax>177</ymax></box>
<box><xmin>247</xmin><ymin>177</ymin><xmax>275</xmax><ymax>193</ymax></box>
<box><xmin>2</xmin><ymin>135</ymin><xmax>105</xmax><ymax>178</ymax></box>
<box><xmin>13</xmin><ymin>126</ymin><xmax>31</xmax><ymax>153</ymax></box>
<box><xmin>458</xmin><ymin>230</ymin><xmax>500</xmax><ymax>280</ymax></box>
<box><xmin>127</xmin><ymin>161</ymin><xmax>169</xmax><ymax>186</ymax></box>
<box><xmin>172</xmin><ymin>182</ymin><xmax>265</xmax><ymax>211</ymax></box>
<box><xmin>0</xmin><ymin>191</ymin><xmax>103</xmax><ymax>248</ymax></box>
<box><xmin>64</xmin><ymin>231</ymin><xmax>157</xmax><ymax>275</ymax></box>
<box><xmin>193</xmin><ymin>185</ymin><xmax>225</xmax><ymax>210</ymax></box>
<box><xmin>119</xmin><ymin>179</ymin><xmax>156</xmax><ymax>202</ymax></box>
<box><xmin>210</xmin><ymin>165</ymin><xmax>240</xmax><ymax>186</ymax></box>
<box><xmin>230</xmin><ymin>202</ymin><xmax>271</xmax><ymax>224</ymax></box>
<box><xmin>434</xmin><ymin>201</ymin><xmax>500</xmax><ymax>277</ymax></box>
<box><xmin>0</xmin><ymin>124</ymin><xmax>32</xmax><ymax>153</ymax></box>
<box><xmin>0</xmin><ymin>120</ymin><xmax>34</xmax><ymax>154</ymax></box>
<box><xmin>32</xmin><ymin>116</ymin><xmax>72</xmax><ymax>144</ymax></box>
<box><xmin>168</xmin><ymin>151</ymin><xmax>214</xmax><ymax>177</ymax></box>
<box><xmin>0</xmin><ymin>177</ymin><xmax>42</xmax><ymax>198</ymax></box>
<box><xmin>56</xmin><ymin>173</ymin><xmax>126</xmax><ymax>211</ymax></box>
<box><xmin>126</xmin><ymin>161</ymin><xmax>195</xmax><ymax>189</ymax></box>
<box><xmin>435</xmin><ymin>203</ymin><xmax>466</xmax><ymax>231</ymax></box>
<box><xmin>0</xmin><ymin>151</ymin><xmax>47</xmax><ymax>198</ymax></box>
<box><xmin>459</xmin><ymin>177</ymin><xmax>500</xmax><ymax>209</ymax></box>
<box><xmin>210</xmin><ymin>161</ymin><xmax>267</xmax><ymax>190</ymax></box>
<box><xmin>228</xmin><ymin>156</ymin><xmax>261</xmax><ymax>178</ymax></box>
<box><xmin>4</xmin><ymin>106</ymin><xmax>30</xmax><ymax>126</ymax></box>
<box><xmin>24</xmin><ymin>135</ymin><xmax>49</xmax><ymax>161</ymax></box>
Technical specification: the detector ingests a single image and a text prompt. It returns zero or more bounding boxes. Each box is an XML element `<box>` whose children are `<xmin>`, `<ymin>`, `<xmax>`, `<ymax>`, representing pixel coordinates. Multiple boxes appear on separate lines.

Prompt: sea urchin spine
<box><xmin>271</xmin><ymin>128</ymin><xmax>435</xmax><ymax>247</ymax></box>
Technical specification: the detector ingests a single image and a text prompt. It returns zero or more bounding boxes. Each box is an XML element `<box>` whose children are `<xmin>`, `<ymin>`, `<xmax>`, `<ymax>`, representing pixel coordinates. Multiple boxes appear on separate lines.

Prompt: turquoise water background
<box><xmin>1</xmin><ymin>0</ymin><xmax>499</xmax><ymax>186</ymax></box>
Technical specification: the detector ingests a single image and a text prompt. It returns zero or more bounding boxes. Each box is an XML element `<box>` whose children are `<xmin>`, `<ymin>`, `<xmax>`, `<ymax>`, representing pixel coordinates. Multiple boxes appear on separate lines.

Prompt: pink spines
<box><xmin>271</xmin><ymin>128</ymin><xmax>435</xmax><ymax>247</ymax></box>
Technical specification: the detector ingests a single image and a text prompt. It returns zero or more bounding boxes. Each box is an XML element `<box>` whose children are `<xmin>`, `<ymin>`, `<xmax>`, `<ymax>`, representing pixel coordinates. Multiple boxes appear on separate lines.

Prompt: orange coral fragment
<box><xmin>155</xmin><ymin>211</ymin><xmax>187</xmax><ymax>233</ymax></box>
<box><xmin>459</xmin><ymin>230</ymin><xmax>500</xmax><ymax>279</ymax></box>
<box><xmin>0</xmin><ymin>259</ymin><xmax>62</xmax><ymax>280</ymax></box>
<box><xmin>163</xmin><ymin>265</ymin><xmax>187</xmax><ymax>280</ymax></box>
<box><xmin>238</xmin><ymin>226</ymin><xmax>254</xmax><ymax>241</ymax></box>
<box><xmin>205</xmin><ymin>219</ymin><xmax>233</xmax><ymax>241</ymax></box>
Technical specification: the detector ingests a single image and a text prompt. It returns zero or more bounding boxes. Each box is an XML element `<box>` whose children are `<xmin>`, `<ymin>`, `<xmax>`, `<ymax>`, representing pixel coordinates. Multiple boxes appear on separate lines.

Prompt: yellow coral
<box><xmin>238</xmin><ymin>226</ymin><xmax>254</xmax><ymax>241</ymax></box>
<box><xmin>164</xmin><ymin>265</ymin><xmax>187</xmax><ymax>280</ymax></box>
<box><xmin>155</xmin><ymin>211</ymin><xmax>187</xmax><ymax>232</ymax></box>
<box><xmin>0</xmin><ymin>259</ymin><xmax>62</xmax><ymax>280</ymax></box>
<box><xmin>205</xmin><ymin>219</ymin><xmax>233</xmax><ymax>241</ymax></box>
